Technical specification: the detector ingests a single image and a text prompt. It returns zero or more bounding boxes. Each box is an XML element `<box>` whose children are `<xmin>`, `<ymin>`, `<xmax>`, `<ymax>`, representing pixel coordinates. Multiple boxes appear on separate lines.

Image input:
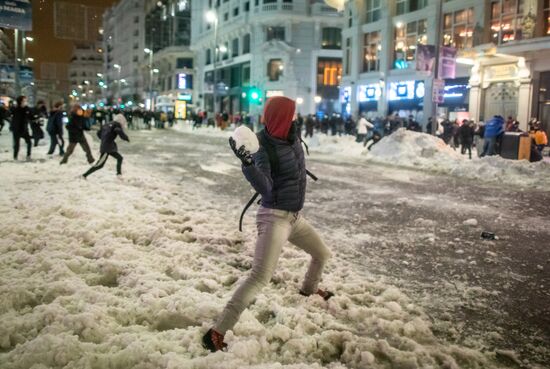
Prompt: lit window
<box><xmin>490</xmin><ymin>0</ymin><xmax>525</xmax><ymax>44</ymax></box>
<box><xmin>394</xmin><ymin>20</ymin><xmax>427</xmax><ymax>68</ymax></box>
<box><xmin>363</xmin><ymin>31</ymin><xmax>381</xmax><ymax>73</ymax></box>
<box><xmin>443</xmin><ymin>8</ymin><xmax>474</xmax><ymax>49</ymax></box>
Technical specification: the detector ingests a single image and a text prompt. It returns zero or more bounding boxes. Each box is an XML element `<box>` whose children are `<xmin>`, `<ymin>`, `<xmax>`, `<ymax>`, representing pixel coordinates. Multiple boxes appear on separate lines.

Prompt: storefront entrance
<box><xmin>537</xmin><ymin>72</ymin><xmax>550</xmax><ymax>137</ymax></box>
<box><xmin>483</xmin><ymin>81</ymin><xmax>518</xmax><ymax>121</ymax></box>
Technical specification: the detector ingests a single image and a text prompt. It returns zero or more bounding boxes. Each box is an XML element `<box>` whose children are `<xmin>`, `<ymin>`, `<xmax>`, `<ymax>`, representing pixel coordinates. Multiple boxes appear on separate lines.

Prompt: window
<box><xmin>363</xmin><ymin>31</ymin><xmax>381</xmax><ymax>73</ymax></box>
<box><xmin>266</xmin><ymin>26</ymin><xmax>285</xmax><ymax>41</ymax></box>
<box><xmin>233</xmin><ymin>7</ymin><xmax>239</xmax><ymax>16</ymax></box>
<box><xmin>267</xmin><ymin>59</ymin><xmax>283</xmax><ymax>81</ymax></box>
<box><xmin>443</xmin><ymin>8</ymin><xmax>474</xmax><ymax>49</ymax></box>
<box><xmin>232</xmin><ymin>38</ymin><xmax>239</xmax><ymax>57</ymax></box>
<box><xmin>344</xmin><ymin>38</ymin><xmax>351</xmax><ymax>75</ymax></box>
<box><xmin>243</xmin><ymin>63</ymin><xmax>251</xmax><ymax>85</ymax></box>
<box><xmin>245</xmin><ymin>2</ymin><xmax>250</xmax><ymax>12</ymax></box>
<box><xmin>490</xmin><ymin>0</ymin><xmax>525</xmax><ymax>44</ymax></box>
<box><xmin>321</xmin><ymin>28</ymin><xmax>341</xmax><ymax>49</ymax></box>
<box><xmin>396</xmin><ymin>0</ymin><xmax>428</xmax><ymax>15</ymax></box>
<box><xmin>243</xmin><ymin>34</ymin><xmax>251</xmax><ymax>53</ymax></box>
<box><xmin>222</xmin><ymin>42</ymin><xmax>229</xmax><ymax>60</ymax></box>
<box><xmin>317</xmin><ymin>58</ymin><xmax>342</xmax><ymax>87</ymax></box>
<box><xmin>366</xmin><ymin>0</ymin><xmax>381</xmax><ymax>23</ymax></box>
<box><xmin>394</xmin><ymin>20</ymin><xmax>428</xmax><ymax>67</ymax></box>
<box><xmin>223</xmin><ymin>12</ymin><xmax>229</xmax><ymax>21</ymax></box>
<box><xmin>206</xmin><ymin>49</ymin><xmax>212</xmax><ymax>65</ymax></box>
<box><xmin>176</xmin><ymin>58</ymin><xmax>193</xmax><ymax>69</ymax></box>
<box><xmin>545</xmin><ymin>0</ymin><xmax>550</xmax><ymax>35</ymax></box>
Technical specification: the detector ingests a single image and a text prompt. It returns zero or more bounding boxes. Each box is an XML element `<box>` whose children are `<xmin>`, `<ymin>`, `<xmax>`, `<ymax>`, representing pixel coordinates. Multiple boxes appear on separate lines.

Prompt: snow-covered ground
<box><xmin>174</xmin><ymin>123</ymin><xmax>550</xmax><ymax>190</ymax></box>
<box><xmin>0</xmin><ymin>131</ymin><xmax>536</xmax><ymax>369</ymax></box>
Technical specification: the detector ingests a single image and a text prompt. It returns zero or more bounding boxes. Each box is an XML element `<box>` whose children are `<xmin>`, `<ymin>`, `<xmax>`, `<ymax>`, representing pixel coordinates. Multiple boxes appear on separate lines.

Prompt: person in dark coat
<box><xmin>304</xmin><ymin>114</ymin><xmax>314</xmax><ymax>138</ymax></box>
<box><xmin>47</xmin><ymin>101</ymin><xmax>65</xmax><ymax>156</ymax></box>
<box><xmin>0</xmin><ymin>102</ymin><xmax>9</xmax><ymax>134</ymax></box>
<box><xmin>10</xmin><ymin>95</ymin><xmax>32</xmax><ymax>160</ymax></box>
<box><xmin>30</xmin><ymin>100</ymin><xmax>47</xmax><ymax>146</ymax></box>
<box><xmin>82</xmin><ymin>114</ymin><xmax>129</xmax><ymax>178</ymax></box>
<box><xmin>459</xmin><ymin>119</ymin><xmax>475</xmax><ymax>159</ymax></box>
<box><xmin>202</xmin><ymin>96</ymin><xmax>333</xmax><ymax>353</ymax></box>
<box><xmin>60</xmin><ymin>104</ymin><xmax>95</xmax><ymax>165</ymax></box>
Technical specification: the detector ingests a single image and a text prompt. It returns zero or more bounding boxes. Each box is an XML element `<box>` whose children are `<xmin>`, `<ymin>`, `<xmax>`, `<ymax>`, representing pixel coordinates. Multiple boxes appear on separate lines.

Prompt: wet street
<box><xmin>121</xmin><ymin>126</ymin><xmax>550</xmax><ymax>366</ymax></box>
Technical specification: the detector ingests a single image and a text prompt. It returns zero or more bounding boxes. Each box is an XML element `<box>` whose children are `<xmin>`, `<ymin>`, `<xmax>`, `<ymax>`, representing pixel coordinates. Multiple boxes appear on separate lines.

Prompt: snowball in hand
<box><xmin>231</xmin><ymin>125</ymin><xmax>259</xmax><ymax>154</ymax></box>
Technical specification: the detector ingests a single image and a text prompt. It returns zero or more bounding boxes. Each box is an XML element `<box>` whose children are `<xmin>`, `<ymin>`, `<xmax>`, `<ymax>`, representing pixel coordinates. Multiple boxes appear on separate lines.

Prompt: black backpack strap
<box><xmin>239</xmin><ymin>192</ymin><xmax>260</xmax><ymax>232</ymax></box>
<box><xmin>306</xmin><ymin>169</ymin><xmax>318</xmax><ymax>182</ymax></box>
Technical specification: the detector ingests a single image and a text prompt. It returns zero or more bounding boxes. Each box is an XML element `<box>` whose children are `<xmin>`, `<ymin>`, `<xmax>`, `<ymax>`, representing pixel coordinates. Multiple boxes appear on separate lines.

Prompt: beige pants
<box><xmin>214</xmin><ymin>207</ymin><xmax>331</xmax><ymax>334</ymax></box>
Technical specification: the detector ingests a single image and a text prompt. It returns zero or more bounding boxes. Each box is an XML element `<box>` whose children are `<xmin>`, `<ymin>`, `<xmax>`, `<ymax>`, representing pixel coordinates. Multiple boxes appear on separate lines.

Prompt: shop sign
<box><xmin>0</xmin><ymin>0</ymin><xmax>32</xmax><ymax>31</ymax></box>
<box><xmin>266</xmin><ymin>90</ymin><xmax>284</xmax><ymax>98</ymax></box>
<box><xmin>484</xmin><ymin>64</ymin><xmax>518</xmax><ymax>82</ymax></box>
<box><xmin>358</xmin><ymin>84</ymin><xmax>381</xmax><ymax>102</ymax></box>
<box><xmin>444</xmin><ymin>84</ymin><xmax>469</xmax><ymax>99</ymax></box>
<box><xmin>439</xmin><ymin>46</ymin><xmax>457</xmax><ymax>79</ymax></box>
<box><xmin>432</xmin><ymin>79</ymin><xmax>445</xmax><ymax>103</ymax></box>
<box><xmin>340</xmin><ymin>86</ymin><xmax>351</xmax><ymax>104</ymax></box>
<box><xmin>177</xmin><ymin>93</ymin><xmax>192</xmax><ymax>101</ymax></box>
<box><xmin>388</xmin><ymin>81</ymin><xmax>425</xmax><ymax>101</ymax></box>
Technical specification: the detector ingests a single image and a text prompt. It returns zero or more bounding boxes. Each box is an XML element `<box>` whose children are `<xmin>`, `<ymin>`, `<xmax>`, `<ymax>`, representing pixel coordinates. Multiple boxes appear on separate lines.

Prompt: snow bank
<box><xmin>367</xmin><ymin>129</ymin><xmax>550</xmax><ymax>188</ymax></box>
<box><xmin>0</xmin><ymin>136</ymin><xmax>511</xmax><ymax>368</ymax></box>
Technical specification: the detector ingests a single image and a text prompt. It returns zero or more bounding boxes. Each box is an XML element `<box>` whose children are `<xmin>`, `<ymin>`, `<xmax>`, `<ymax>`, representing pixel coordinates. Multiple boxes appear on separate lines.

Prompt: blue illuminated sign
<box><xmin>358</xmin><ymin>84</ymin><xmax>381</xmax><ymax>102</ymax></box>
<box><xmin>389</xmin><ymin>81</ymin><xmax>425</xmax><ymax>101</ymax></box>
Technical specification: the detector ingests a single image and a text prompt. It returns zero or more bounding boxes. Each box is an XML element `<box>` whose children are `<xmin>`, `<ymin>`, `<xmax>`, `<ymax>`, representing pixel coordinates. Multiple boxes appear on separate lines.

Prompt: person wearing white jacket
<box><xmin>356</xmin><ymin>115</ymin><xmax>374</xmax><ymax>143</ymax></box>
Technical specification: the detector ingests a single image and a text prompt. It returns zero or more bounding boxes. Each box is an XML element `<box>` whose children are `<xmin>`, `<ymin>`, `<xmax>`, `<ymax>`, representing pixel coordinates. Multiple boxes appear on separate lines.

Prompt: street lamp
<box><xmin>144</xmin><ymin>48</ymin><xmax>154</xmax><ymax>110</ymax></box>
<box><xmin>206</xmin><ymin>10</ymin><xmax>219</xmax><ymax>114</ymax></box>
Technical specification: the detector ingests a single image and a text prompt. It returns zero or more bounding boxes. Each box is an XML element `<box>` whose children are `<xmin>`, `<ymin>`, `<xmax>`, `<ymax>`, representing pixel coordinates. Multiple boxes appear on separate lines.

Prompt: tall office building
<box><xmin>102</xmin><ymin>0</ymin><xmax>147</xmax><ymax>105</ymax></box>
<box><xmin>191</xmin><ymin>0</ymin><xmax>344</xmax><ymax>117</ymax></box>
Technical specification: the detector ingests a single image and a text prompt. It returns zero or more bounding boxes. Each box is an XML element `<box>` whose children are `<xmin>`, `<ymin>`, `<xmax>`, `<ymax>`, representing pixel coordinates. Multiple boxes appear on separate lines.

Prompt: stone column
<box><xmin>517</xmin><ymin>80</ymin><xmax>533</xmax><ymax>131</ymax></box>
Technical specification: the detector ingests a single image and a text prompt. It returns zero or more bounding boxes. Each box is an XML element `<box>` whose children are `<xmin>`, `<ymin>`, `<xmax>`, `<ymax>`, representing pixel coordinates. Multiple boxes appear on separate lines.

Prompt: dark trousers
<box><xmin>60</xmin><ymin>138</ymin><xmax>95</xmax><ymax>164</ymax></box>
<box><xmin>47</xmin><ymin>133</ymin><xmax>65</xmax><ymax>155</ymax></box>
<box><xmin>83</xmin><ymin>152</ymin><xmax>123</xmax><ymax>177</ymax></box>
<box><xmin>461</xmin><ymin>142</ymin><xmax>472</xmax><ymax>159</ymax></box>
<box><xmin>13</xmin><ymin>132</ymin><xmax>32</xmax><ymax>159</ymax></box>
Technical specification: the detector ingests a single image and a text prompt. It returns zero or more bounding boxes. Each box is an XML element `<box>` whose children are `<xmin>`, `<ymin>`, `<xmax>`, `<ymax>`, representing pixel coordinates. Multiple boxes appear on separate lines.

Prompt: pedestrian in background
<box><xmin>60</xmin><ymin>104</ymin><xmax>95</xmax><ymax>165</ymax></box>
<box><xmin>82</xmin><ymin>114</ymin><xmax>129</xmax><ymax>179</ymax></box>
<box><xmin>30</xmin><ymin>100</ymin><xmax>47</xmax><ymax>147</ymax></box>
<box><xmin>533</xmin><ymin>122</ymin><xmax>548</xmax><ymax>156</ymax></box>
<box><xmin>481</xmin><ymin>115</ymin><xmax>505</xmax><ymax>157</ymax></box>
<box><xmin>459</xmin><ymin>119</ymin><xmax>475</xmax><ymax>159</ymax></box>
<box><xmin>10</xmin><ymin>95</ymin><xmax>32</xmax><ymax>161</ymax></box>
<box><xmin>47</xmin><ymin>101</ymin><xmax>65</xmax><ymax>156</ymax></box>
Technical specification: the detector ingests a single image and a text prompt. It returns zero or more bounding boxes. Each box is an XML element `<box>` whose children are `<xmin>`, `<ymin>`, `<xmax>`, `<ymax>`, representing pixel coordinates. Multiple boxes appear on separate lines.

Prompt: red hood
<box><xmin>263</xmin><ymin>96</ymin><xmax>296</xmax><ymax>140</ymax></box>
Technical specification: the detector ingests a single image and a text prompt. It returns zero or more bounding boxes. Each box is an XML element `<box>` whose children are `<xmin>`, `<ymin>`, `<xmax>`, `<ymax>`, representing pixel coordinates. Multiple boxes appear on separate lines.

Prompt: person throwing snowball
<box><xmin>82</xmin><ymin>113</ymin><xmax>129</xmax><ymax>179</ymax></box>
<box><xmin>202</xmin><ymin>96</ymin><xmax>333</xmax><ymax>352</ymax></box>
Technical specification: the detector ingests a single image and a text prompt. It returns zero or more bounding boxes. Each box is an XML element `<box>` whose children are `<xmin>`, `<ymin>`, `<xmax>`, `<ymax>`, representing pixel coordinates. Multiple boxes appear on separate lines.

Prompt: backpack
<box><xmin>238</xmin><ymin>131</ymin><xmax>317</xmax><ymax>231</ymax></box>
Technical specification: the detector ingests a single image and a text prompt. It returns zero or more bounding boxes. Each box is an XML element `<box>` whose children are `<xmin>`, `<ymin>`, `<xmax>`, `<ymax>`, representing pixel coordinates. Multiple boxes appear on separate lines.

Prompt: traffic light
<box><xmin>247</xmin><ymin>87</ymin><xmax>262</xmax><ymax>104</ymax></box>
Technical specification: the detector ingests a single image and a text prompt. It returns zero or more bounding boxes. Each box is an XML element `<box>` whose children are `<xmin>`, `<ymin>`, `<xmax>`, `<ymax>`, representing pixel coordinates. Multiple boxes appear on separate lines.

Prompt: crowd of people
<box><xmin>2</xmin><ymin>95</ymin><xmax>548</xmax><ymax>165</ymax></box>
<box><xmin>1</xmin><ymin>95</ymin><xmax>130</xmax><ymax>179</ymax></box>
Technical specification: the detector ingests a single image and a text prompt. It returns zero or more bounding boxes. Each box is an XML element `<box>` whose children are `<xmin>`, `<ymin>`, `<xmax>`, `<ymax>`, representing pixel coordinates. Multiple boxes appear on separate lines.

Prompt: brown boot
<box><xmin>299</xmin><ymin>288</ymin><xmax>334</xmax><ymax>301</ymax></box>
<box><xmin>202</xmin><ymin>328</ymin><xmax>227</xmax><ymax>352</ymax></box>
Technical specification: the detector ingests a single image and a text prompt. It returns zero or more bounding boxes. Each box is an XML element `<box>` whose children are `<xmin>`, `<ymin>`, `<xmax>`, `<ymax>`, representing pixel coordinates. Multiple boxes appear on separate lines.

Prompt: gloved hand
<box><xmin>229</xmin><ymin>137</ymin><xmax>253</xmax><ymax>166</ymax></box>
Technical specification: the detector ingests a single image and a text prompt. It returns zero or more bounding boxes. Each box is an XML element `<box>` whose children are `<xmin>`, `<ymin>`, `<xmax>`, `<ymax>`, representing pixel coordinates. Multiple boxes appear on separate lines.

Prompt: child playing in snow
<box><xmin>82</xmin><ymin>114</ymin><xmax>129</xmax><ymax>179</ymax></box>
<box><xmin>202</xmin><ymin>96</ymin><xmax>333</xmax><ymax>352</ymax></box>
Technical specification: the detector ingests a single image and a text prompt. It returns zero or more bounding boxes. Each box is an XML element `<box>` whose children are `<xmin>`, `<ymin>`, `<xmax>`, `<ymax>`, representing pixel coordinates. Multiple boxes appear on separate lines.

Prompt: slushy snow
<box><xmin>0</xmin><ymin>134</ymin><xmax>518</xmax><ymax>369</ymax></box>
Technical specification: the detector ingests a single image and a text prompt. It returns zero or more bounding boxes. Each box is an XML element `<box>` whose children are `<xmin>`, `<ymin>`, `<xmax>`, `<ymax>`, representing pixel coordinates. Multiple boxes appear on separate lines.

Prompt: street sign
<box><xmin>0</xmin><ymin>0</ymin><xmax>32</xmax><ymax>31</ymax></box>
<box><xmin>432</xmin><ymin>79</ymin><xmax>445</xmax><ymax>104</ymax></box>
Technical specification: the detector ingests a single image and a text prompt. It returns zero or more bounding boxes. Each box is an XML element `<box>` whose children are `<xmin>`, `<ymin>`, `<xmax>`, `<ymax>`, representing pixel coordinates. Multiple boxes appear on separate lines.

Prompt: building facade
<box><xmin>68</xmin><ymin>43</ymin><xmax>103</xmax><ymax>105</ymax></box>
<box><xmin>143</xmin><ymin>0</ymin><xmax>194</xmax><ymax>116</ymax></box>
<box><xmin>102</xmin><ymin>0</ymin><xmax>147</xmax><ymax>106</ymax></box>
<box><xmin>191</xmin><ymin>0</ymin><xmax>343</xmax><ymax>118</ymax></box>
<box><xmin>342</xmin><ymin>0</ymin><xmax>550</xmax><ymax>134</ymax></box>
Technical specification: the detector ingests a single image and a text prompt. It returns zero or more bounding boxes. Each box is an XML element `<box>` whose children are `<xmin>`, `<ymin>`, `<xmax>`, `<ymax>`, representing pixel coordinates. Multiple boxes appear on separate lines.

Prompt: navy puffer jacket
<box><xmin>242</xmin><ymin>129</ymin><xmax>307</xmax><ymax>212</ymax></box>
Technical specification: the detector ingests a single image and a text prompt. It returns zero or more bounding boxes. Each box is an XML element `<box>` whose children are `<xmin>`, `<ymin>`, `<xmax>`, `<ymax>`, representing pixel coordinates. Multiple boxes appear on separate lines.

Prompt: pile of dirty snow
<box><xmin>0</xmin><ymin>136</ymin><xmax>513</xmax><ymax>369</ymax></box>
<box><xmin>366</xmin><ymin>129</ymin><xmax>550</xmax><ymax>188</ymax></box>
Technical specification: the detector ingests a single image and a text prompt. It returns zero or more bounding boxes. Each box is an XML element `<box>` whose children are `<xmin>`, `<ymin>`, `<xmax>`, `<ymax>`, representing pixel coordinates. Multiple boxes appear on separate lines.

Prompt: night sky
<box><xmin>28</xmin><ymin>0</ymin><xmax>118</xmax><ymax>78</ymax></box>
